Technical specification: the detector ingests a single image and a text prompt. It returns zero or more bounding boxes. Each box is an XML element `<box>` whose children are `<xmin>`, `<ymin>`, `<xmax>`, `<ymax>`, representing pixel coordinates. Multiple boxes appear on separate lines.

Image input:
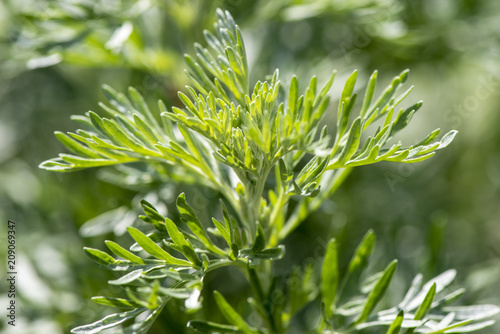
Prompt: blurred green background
<box><xmin>0</xmin><ymin>0</ymin><xmax>499</xmax><ymax>333</ymax></box>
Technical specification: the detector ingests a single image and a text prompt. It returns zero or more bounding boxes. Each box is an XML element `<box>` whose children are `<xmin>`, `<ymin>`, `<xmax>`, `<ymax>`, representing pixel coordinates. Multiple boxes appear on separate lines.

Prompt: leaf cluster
<box><xmin>320</xmin><ymin>231</ymin><xmax>500</xmax><ymax>334</ymax></box>
<box><xmin>73</xmin><ymin>193</ymin><xmax>284</xmax><ymax>334</ymax></box>
<box><xmin>40</xmin><ymin>9</ymin><xmax>456</xmax><ymax>247</ymax></box>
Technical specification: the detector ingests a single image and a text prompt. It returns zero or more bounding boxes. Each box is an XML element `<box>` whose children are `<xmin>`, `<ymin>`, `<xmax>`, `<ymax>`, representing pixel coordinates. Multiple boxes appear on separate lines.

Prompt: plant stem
<box><xmin>242</xmin><ymin>165</ymin><xmax>271</xmax><ymax>242</ymax></box>
<box><xmin>267</xmin><ymin>191</ymin><xmax>290</xmax><ymax>247</ymax></box>
<box><xmin>247</xmin><ymin>263</ymin><xmax>281</xmax><ymax>334</ymax></box>
<box><xmin>279</xmin><ymin>168</ymin><xmax>352</xmax><ymax>241</ymax></box>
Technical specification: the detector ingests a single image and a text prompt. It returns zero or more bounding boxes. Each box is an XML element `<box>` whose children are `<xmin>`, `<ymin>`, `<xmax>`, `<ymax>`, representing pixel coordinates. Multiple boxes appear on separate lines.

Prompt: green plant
<box><xmin>40</xmin><ymin>9</ymin><xmax>498</xmax><ymax>334</ymax></box>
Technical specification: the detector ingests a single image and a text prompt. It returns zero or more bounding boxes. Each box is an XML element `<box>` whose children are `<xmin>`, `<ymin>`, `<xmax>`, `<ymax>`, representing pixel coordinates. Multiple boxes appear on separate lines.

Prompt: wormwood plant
<box><xmin>40</xmin><ymin>9</ymin><xmax>499</xmax><ymax>334</ymax></box>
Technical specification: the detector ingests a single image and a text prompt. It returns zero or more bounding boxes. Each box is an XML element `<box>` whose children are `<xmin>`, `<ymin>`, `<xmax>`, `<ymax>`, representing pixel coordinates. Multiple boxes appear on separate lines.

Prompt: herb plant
<box><xmin>40</xmin><ymin>9</ymin><xmax>498</xmax><ymax>334</ymax></box>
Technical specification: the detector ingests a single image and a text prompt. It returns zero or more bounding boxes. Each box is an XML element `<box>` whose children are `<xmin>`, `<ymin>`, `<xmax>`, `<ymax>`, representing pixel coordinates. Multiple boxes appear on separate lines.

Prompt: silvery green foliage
<box><xmin>40</xmin><ymin>9</ymin><xmax>496</xmax><ymax>334</ymax></box>
<box><xmin>321</xmin><ymin>231</ymin><xmax>499</xmax><ymax>334</ymax></box>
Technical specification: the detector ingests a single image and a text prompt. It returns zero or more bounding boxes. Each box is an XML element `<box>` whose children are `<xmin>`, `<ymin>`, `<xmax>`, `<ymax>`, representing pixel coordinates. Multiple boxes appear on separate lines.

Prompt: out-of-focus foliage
<box><xmin>1</xmin><ymin>0</ymin><xmax>500</xmax><ymax>333</ymax></box>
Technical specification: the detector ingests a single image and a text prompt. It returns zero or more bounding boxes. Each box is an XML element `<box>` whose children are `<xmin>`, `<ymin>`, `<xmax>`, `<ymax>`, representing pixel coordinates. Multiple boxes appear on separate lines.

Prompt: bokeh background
<box><xmin>1</xmin><ymin>0</ymin><xmax>499</xmax><ymax>333</ymax></box>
